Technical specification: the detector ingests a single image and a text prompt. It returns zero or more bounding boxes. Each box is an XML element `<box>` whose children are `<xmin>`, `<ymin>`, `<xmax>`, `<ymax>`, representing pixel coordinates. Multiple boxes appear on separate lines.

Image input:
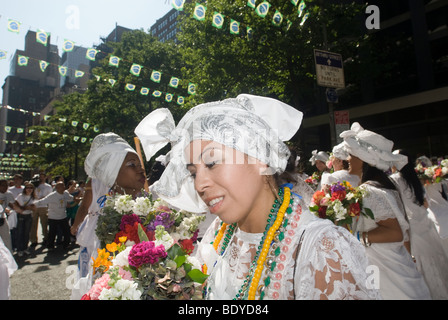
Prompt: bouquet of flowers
<box><xmin>305</xmin><ymin>171</ymin><xmax>322</xmax><ymax>190</ymax></box>
<box><xmin>415</xmin><ymin>159</ymin><xmax>448</xmax><ymax>185</ymax></box>
<box><xmin>309</xmin><ymin>181</ymin><xmax>374</xmax><ymax>227</ymax></box>
<box><xmin>82</xmin><ymin>193</ymin><xmax>207</xmax><ymax>300</ymax></box>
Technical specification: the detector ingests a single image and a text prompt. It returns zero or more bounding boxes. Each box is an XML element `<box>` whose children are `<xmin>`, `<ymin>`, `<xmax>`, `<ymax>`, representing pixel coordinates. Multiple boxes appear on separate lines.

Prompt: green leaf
<box><xmin>174</xmin><ymin>255</ymin><xmax>187</xmax><ymax>268</ymax></box>
<box><xmin>187</xmin><ymin>269</ymin><xmax>208</xmax><ymax>284</ymax></box>
<box><xmin>167</xmin><ymin>243</ymin><xmax>186</xmax><ymax>260</ymax></box>
<box><xmin>137</xmin><ymin>223</ymin><xmax>149</xmax><ymax>242</ymax></box>
<box><xmin>363</xmin><ymin>207</ymin><xmax>374</xmax><ymax>219</ymax></box>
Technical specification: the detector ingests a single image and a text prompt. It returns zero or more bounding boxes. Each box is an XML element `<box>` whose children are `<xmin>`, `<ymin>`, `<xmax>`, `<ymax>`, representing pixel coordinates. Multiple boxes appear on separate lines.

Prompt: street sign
<box><xmin>334</xmin><ymin>110</ymin><xmax>350</xmax><ymax>143</ymax></box>
<box><xmin>314</xmin><ymin>49</ymin><xmax>345</xmax><ymax>89</ymax></box>
<box><xmin>326</xmin><ymin>88</ymin><xmax>338</xmax><ymax>103</ymax></box>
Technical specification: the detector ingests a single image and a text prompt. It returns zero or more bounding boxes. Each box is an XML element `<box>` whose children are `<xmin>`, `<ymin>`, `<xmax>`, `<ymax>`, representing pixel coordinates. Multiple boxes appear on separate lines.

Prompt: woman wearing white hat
<box><xmin>340</xmin><ymin>122</ymin><xmax>431</xmax><ymax>300</ymax></box>
<box><xmin>320</xmin><ymin>142</ymin><xmax>361</xmax><ymax>189</ymax></box>
<box><xmin>136</xmin><ymin>94</ymin><xmax>380</xmax><ymax>300</ymax></box>
<box><xmin>70</xmin><ymin>132</ymin><xmax>146</xmax><ymax>299</ymax></box>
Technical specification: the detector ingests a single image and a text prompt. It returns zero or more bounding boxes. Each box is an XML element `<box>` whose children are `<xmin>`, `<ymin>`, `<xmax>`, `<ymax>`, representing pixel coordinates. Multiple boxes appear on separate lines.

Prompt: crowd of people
<box><xmin>1</xmin><ymin>93</ymin><xmax>448</xmax><ymax>300</ymax></box>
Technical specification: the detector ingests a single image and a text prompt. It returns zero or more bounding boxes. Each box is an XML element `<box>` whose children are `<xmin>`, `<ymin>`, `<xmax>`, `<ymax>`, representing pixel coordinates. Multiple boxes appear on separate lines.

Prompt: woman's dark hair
<box><xmin>395</xmin><ymin>149</ymin><xmax>425</xmax><ymax>206</ymax></box>
<box><xmin>361</xmin><ymin>162</ymin><xmax>397</xmax><ymax>190</ymax></box>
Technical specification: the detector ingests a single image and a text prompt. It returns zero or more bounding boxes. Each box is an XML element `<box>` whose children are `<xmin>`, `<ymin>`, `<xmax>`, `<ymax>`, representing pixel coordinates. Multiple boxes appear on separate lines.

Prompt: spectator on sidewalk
<box><xmin>31</xmin><ymin>172</ymin><xmax>52</xmax><ymax>246</ymax></box>
<box><xmin>13</xmin><ymin>182</ymin><xmax>36</xmax><ymax>257</ymax></box>
<box><xmin>34</xmin><ymin>182</ymin><xmax>80</xmax><ymax>251</ymax></box>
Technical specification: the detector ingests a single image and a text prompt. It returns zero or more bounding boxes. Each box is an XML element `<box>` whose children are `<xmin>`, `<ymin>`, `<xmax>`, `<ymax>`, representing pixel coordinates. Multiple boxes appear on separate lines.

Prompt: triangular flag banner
<box><xmin>212</xmin><ymin>12</ymin><xmax>224</xmax><ymax>29</ymax></box>
<box><xmin>5</xmin><ymin>126</ymin><xmax>11</xmax><ymax>133</ymax></box>
<box><xmin>172</xmin><ymin>0</ymin><xmax>185</xmax><ymax>11</ymax></box>
<box><xmin>291</xmin><ymin>0</ymin><xmax>299</xmax><ymax>6</ymax></box>
<box><xmin>83</xmin><ymin>123</ymin><xmax>90</xmax><ymax>130</ymax></box>
<box><xmin>165</xmin><ymin>93</ymin><xmax>173</xmax><ymax>102</ymax></box>
<box><xmin>86</xmin><ymin>48</ymin><xmax>98</xmax><ymax>61</ymax></box>
<box><xmin>150</xmin><ymin>70</ymin><xmax>162</xmax><ymax>83</ymax></box>
<box><xmin>300</xmin><ymin>12</ymin><xmax>309</xmax><ymax>25</ymax></box>
<box><xmin>81</xmin><ymin>137</ymin><xmax>87</xmax><ymax>143</ymax></box>
<box><xmin>130</xmin><ymin>64</ymin><xmax>142</xmax><ymax>76</ymax></box>
<box><xmin>169</xmin><ymin>77</ymin><xmax>179</xmax><ymax>88</ymax></box>
<box><xmin>44</xmin><ymin>115</ymin><xmax>51</xmax><ymax>121</ymax></box>
<box><xmin>71</xmin><ymin>121</ymin><xmax>78</xmax><ymax>127</ymax></box>
<box><xmin>75</xmin><ymin>70</ymin><xmax>85</xmax><ymax>78</ymax></box>
<box><xmin>94</xmin><ymin>126</ymin><xmax>100</xmax><ymax>133</ymax></box>
<box><xmin>94</xmin><ymin>75</ymin><xmax>101</xmax><ymax>81</ymax></box>
<box><xmin>39</xmin><ymin>60</ymin><xmax>49</xmax><ymax>72</ymax></box>
<box><xmin>17</xmin><ymin>128</ymin><xmax>24</xmax><ymax>133</ymax></box>
<box><xmin>63</xmin><ymin>39</ymin><xmax>75</xmax><ymax>52</ymax></box>
<box><xmin>255</xmin><ymin>2</ymin><xmax>271</xmax><ymax>18</ymax></box>
<box><xmin>247</xmin><ymin>27</ymin><xmax>254</xmax><ymax>40</ymax></box>
<box><xmin>188</xmin><ymin>83</ymin><xmax>196</xmax><ymax>95</ymax></box>
<box><xmin>59</xmin><ymin>118</ymin><xmax>67</xmax><ymax>122</ymax></box>
<box><xmin>17</xmin><ymin>55</ymin><xmax>29</xmax><ymax>66</ymax></box>
<box><xmin>272</xmin><ymin>10</ymin><xmax>283</xmax><ymax>26</ymax></box>
<box><xmin>177</xmin><ymin>96</ymin><xmax>185</xmax><ymax>105</ymax></box>
<box><xmin>140</xmin><ymin>87</ymin><xmax>150</xmax><ymax>95</ymax></box>
<box><xmin>230</xmin><ymin>20</ymin><xmax>240</xmax><ymax>35</ymax></box>
<box><xmin>193</xmin><ymin>4</ymin><xmax>207</xmax><ymax>21</ymax></box>
<box><xmin>7</xmin><ymin>19</ymin><xmax>21</xmax><ymax>33</ymax></box>
<box><xmin>125</xmin><ymin>84</ymin><xmax>136</xmax><ymax>91</ymax></box>
<box><xmin>298</xmin><ymin>0</ymin><xmax>306</xmax><ymax>17</ymax></box>
<box><xmin>247</xmin><ymin>0</ymin><xmax>257</xmax><ymax>9</ymax></box>
<box><xmin>109</xmin><ymin>56</ymin><xmax>120</xmax><ymax>67</ymax></box>
<box><xmin>59</xmin><ymin>66</ymin><xmax>68</xmax><ymax>77</ymax></box>
<box><xmin>74</xmin><ymin>136</ymin><xmax>80</xmax><ymax>142</ymax></box>
<box><xmin>152</xmin><ymin>90</ymin><xmax>162</xmax><ymax>98</ymax></box>
<box><xmin>0</xmin><ymin>50</ymin><xmax>7</xmax><ymax>60</ymax></box>
<box><xmin>108</xmin><ymin>79</ymin><xmax>116</xmax><ymax>86</ymax></box>
<box><xmin>36</xmin><ymin>29</ymin><xmax>50</xmax><ymax>46</ymax></box>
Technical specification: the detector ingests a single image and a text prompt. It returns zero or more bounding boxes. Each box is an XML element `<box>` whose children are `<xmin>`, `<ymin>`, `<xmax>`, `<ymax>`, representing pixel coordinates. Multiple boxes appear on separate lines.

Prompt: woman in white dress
<box><xmin>340</xmin><ymin>123</ymin><xmax>431</xmax><ymax>300</ymax></box>
<box><xmin>70</xmin><ymin>133</ymin><xmax>146</xmax><ymax>299</ymax></box>
<box><xmin>390</xmin><ymin>150</ymin><xmax>448</xmax><ymax>299</ymax></box>
<box><xmin>320</xmin><ymin>142</ymin><xmax>360</xmax><ymax>188</ymax></box>
<box><xmin>135</xmin><ymin>94</ymin><xmax>380</xmax><ymax>300</ymax></box>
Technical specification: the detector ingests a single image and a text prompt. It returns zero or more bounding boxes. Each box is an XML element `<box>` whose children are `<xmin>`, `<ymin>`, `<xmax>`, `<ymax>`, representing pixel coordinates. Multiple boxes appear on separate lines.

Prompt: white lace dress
<box><xmin>353</xmin><ymin>183</ymin><xmax>431</xmax><ymax>300</ymax></box>
<box><xmin>195</xmin><ymin>193</ymin><xmax>381</xmax><ymax>300</ymax></box>
<box><xmin>390</xmin><ymin>173</ymin><xmax>448</xmax><ymax>299</ymax></box>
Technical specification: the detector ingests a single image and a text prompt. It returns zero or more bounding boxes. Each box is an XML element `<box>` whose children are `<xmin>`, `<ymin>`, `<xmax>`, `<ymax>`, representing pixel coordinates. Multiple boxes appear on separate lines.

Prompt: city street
<box><xmin>9</xmin><ymin>222</ymin><xmax>80</xmax><ymax>301</ymax></box>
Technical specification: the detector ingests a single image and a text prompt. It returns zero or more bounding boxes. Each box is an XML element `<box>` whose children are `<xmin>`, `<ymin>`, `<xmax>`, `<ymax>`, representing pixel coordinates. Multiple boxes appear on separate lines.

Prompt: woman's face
<box><xmin>348</xmin><ymin>154</ymin><xmax>363</xmax><ymax>176</ymax></box>
<box><xmin>115</xmin><ymin>152</ymin><xmax>146</xmax><ymax>194</ymax></box>
<box><xmin>315</xmin><ymin>160</ymin><xmax>327</xmax><ymax>172</ymax></box>
<box><xmin>332</xmin><ymin>158</ymin><xmax>344</xmax><ymax>171</ymax></box>
<box><xmin>186</xmin><ymin>140</ymin><xmax>275</xmax><ymax>232</ymax></box>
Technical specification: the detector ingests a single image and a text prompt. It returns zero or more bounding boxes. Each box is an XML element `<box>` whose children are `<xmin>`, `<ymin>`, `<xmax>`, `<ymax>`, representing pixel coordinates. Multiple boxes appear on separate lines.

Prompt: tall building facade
<box><xmin>301</xmin><ymin>0</ymin><xmax>448</xmax><ymax>160</ymax></box>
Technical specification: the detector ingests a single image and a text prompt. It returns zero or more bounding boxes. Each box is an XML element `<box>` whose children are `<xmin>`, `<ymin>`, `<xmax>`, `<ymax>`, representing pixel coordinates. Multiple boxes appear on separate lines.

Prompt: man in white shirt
<box><xmin>31</xmin><ymin>173</ymin><xmax>52</xmax><ymax>246</ymax></box>
<box><xmin>34</xmin><ymin>182</ymin><xmax>78</xmax><ymax>251</ymax></box>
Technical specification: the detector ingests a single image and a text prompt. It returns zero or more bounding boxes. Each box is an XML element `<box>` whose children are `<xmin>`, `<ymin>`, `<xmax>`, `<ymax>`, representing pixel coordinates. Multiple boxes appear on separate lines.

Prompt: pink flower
<box><xmin>128</xmin><ymin>241</ymin><xmax>167</xmax><ymax>268</ymax></box>
<box><xmin>86</xmin><ymin>273</ymin><xmax>111</xmax><ymax>300</ymax></box>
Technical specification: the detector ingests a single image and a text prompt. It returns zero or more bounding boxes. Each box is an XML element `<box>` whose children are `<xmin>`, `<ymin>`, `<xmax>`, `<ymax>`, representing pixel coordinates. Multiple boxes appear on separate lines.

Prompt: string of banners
<box><xmin>171</xmin><ymin>0</ymin><xmax>309</xmax><ymax>39</ymax></box>
<box><xmin>1</xmin><ymin>16</ymin><xmax>197</xmax><ymax>103</ymax></box>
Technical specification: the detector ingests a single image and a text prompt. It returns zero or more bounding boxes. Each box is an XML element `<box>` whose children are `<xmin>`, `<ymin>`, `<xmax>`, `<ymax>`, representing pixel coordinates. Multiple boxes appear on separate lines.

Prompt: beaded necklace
<box><xmin>206</xmin><ymin>185</ymin><xmax>299</xmax><ymax>300</ymax></box>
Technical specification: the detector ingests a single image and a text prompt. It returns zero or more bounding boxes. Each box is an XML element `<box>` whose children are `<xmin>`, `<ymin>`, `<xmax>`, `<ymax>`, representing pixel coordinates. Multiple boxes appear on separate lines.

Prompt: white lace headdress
<box><xmin>84</xmin><ymin>132</ymin><xmax>138</xmax><ymax>188</ymax></box>
<box><xmin>340</xmin><ymin>122</ymin><xmax>407</xmax><ymax>171</ymax></box>
<box><xmin>332</xmin><ymin>142</ymin><xmax>349</xmax><ymax>160</ymax></box>
<box><xmin>135</xmin><ymin>94</ymin><xmax>303</xmax><ymax>212</ymax></box>
<box><xmin>309</xmin><ymin>150</ymin><xmax>329</xmax><ymax>165</ymax></box>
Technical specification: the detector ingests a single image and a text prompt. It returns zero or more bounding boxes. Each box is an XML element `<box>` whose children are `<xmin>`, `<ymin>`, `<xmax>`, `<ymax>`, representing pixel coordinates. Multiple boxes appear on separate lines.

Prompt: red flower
<box><xmin>113</xmin><ymin>222</ymin><xmax>154</xmax><ymax>244</ymax></box>
<box><xmin>179</xmin><ymin>239</ymin><xmax>195</xmax><ymax>254</ymax></box>
<box><xmin>330</xmin><ymin>190</ymin><xmax>346</xmax><ymax>202</ymax></box>
<box><xmin>318</xmin><ymin>206</ymin><xmax>327</xmax><ymax>219</ymax></box>
<box><xmin>81</xmin><ymin>294</ymin><xmax>91</xmax><ymax>300</ymax></box>
<box><xmin>349</xmin><ymin>203</ymin><xmax>361</xmax><ymax>217</ymax></box>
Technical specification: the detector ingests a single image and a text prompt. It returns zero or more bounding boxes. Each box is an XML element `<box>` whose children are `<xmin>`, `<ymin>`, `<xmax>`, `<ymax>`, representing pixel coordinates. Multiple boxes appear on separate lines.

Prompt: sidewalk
<box><xmin>9</xmin><ymin>222</ymin><xmax>80</xmax><ymax>300</ymax></box>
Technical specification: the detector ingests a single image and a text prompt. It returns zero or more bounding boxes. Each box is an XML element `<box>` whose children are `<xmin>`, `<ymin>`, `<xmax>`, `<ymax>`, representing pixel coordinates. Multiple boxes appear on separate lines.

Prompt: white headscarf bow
<box><xmin>84</xmin><ymin>133</ymin><xmax>138</xmax><ymax>189</ymax></box>
<box><xmin>135</xmin><ymin>94</ymin><xmax>303</xmax><ymax>212</ymax></box>
<box><xmin>340</xmin><ymin>122</ymin><xmax>407</xmax><ymax>171</ymax></box>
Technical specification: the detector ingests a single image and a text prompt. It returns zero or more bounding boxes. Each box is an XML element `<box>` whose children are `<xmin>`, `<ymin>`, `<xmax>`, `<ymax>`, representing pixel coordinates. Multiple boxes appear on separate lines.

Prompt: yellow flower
<box><xmin>106</xmin><ymin>242</ymin><xmax>118</xmax><ymax>253</ymax></box>
<box><xmin>119</xmin><ymin>236</ymin><xmax>127</xmax><ymax>243</ymax></box>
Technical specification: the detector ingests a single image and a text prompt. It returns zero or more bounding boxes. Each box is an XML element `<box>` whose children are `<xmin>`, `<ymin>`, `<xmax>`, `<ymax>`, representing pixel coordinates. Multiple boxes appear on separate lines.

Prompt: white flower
<box><xmin>99</xmin><ymin>279</ymin><xmax>142</xmax><ymax>300</ymax></box>
<box><xmin>133</xmin><ymin>196</ymin><xmax>153</xmax><ymax>215</ymax></box>
<box><xmin>332</xmin><ymin>199</ymin><xmax>347</xmax><ymax>221</ymax></box>
<box><xmin>186</xmin><ymin>255</ymin><xmax>202</xmax><ymax>271</ymax></box>
<box><xmin>154</xmin><ymin>225</ymin><xmax>174</xmax><ymax>249</ymax></box>
<box><xmin>114</xmin><ymin>195</ymin><xmax>135</xmax><ymax>214</ymax></box>
<box><xmin>442</xmin><ymin>167</ymin><xmax>448</xmax><ymax>176</ymax></box>
<box><xmin>441</xmin><ymin>159</ymin><xmax>448</xmax><ymax>168</ymax></box>
<box><xmin>346</xmin><ymin>192</ymin><xmax>355</xmax><ymax>200</ymax></box>
<box><xmin>112</xmin><ymin>246</ymin><xmax>132</xmax><ymax>268</ymax></box>
<box><xmin>424</xmin><ymin>167</ymin><xmax>435</xmax><ymax>178</ymax></box>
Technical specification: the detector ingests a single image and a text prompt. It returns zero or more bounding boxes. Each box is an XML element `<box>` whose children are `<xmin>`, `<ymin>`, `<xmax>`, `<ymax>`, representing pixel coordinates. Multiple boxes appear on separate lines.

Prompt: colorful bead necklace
<box><xmin>207</xmin><ymin>185</ymin><xmax>296</xmax><ymax>300</ymax></box>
